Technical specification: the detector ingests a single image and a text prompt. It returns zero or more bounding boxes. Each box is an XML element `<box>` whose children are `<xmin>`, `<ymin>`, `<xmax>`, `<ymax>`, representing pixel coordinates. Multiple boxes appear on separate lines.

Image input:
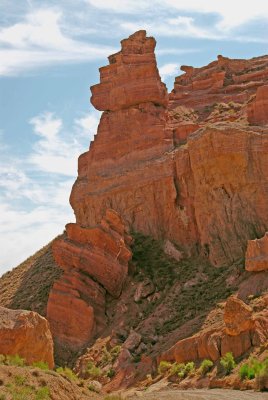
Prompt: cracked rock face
<box><xmin>47</xmin><ymin>30</ymin><xmax>268</xmax><ymax>362</ymax></box>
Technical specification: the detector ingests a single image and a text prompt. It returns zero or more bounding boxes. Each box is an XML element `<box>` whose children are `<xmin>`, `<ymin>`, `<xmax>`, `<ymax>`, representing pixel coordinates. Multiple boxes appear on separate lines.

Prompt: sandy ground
<box><xmin>130</xmin><ymin>389</ymin><xmax>268</xmax><ymax>399</ymax></box>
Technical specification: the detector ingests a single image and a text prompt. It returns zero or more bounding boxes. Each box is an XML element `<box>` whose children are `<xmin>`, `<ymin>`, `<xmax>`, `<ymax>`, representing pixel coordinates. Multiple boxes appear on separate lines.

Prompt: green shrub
<box><xmin>0</xmin><ymin>354</ymin><xmax>5</xmax><ymax>365</ymax></box>
<box><xmin>185</xmin><ymin>362</ymin><xmax>195</xmax><ymax>376</ymax></box>
<box><xmin>255</xmin><ymin>359</ymin><xmax>268</xmax><ymax>391</ymax></box>
<box><xmin>101</xmin><ymin>347</ymin><xmax>112</xmax><ymax>365</ymax></box>
<box><xmin>239</xmin><ymin>363</ymin><xmax>255</xmax><ymax>380</ymax></box>
<box><xmin>14</xmin><ymin>375</ymin><xmax>26</xmax><ymax>386</ymax></box>
<box><xmin>220</xmin><ymin>352</ymin><xmax>236</xmax><ymax>375</ymax></box>
<box><xmin>5</xmin><ymin>354</ymin><xmax>25</xmax><ymax>367</ymax></box>
<box><xmin>107</xmin><ymin>368</ymin><xmax>116</xmax><ymax>378</ymax></box>
<box><xmin>36</xmin><ymin>386</ymin><xmax>50</xmax><ymax>400</ymax></box>
<box><xmin>200</xmin><ymin>359</ymin><xmax>213</xmax><ymax>376</ymax></box>
<box><xmin>158</xmin><ymin>361</ymin><xmax>172</xmax><ymax>374</ymax></box>
<box><xmin>170</xmin><ymin>362</ymin><xmax>185</xmax><ymax>376</ymax></box>
<box><xmin>86</xmin><ymin>361</ymin><xmax>102</xmax><ymax>378</ymax></box>
<box><xmin>32</xmin><ymin>361</ymin><xmax>49</xmax><ymax>370</ymax></box>
<box><xmin>110</xmin><ymin>345</ymin><xmax>121</xmax><ymax>361</ymax></box>
<box><xmin>56</xmin><ymin>367</ymin><xmax>78</xmax><ymax>381</ymax></box>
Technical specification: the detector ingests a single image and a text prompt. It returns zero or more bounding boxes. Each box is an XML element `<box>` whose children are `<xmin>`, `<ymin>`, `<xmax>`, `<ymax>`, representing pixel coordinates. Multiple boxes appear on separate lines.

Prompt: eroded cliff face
<box><xmin>46</xmin><ymin>30</ymin><xmax>268</xmax><ymax>366</ymax></box>
<box><xmin>70</xmin><ymin>30</ymin><xmax>268</xmax><ymax>267</ymax></box>
<box><xmin>47</xmin><ymin>209</ymin><xmax>131</xmax><ymax>361</ymax></box>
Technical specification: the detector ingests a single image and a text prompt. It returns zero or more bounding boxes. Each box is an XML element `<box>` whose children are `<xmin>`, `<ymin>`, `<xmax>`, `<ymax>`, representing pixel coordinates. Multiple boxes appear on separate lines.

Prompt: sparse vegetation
<box><xmin>0</xmin><ymin>241</ymin><xmax>62</xmax><ymax>317</ymax></box>
<box><xmin>220</xmin><ymin>352</ymin><xmax>236</xmax><ymax>375</ymax></box>
<box><xmin>86</xmin><ymin>361</ymin><xmax>102</xmax><ymax>378</ymax></box>
<box><xmin>200</xmin><ymin>359</ymin><xmax>214</xmax><ymax>376</ymax></box>
<box><xmin>110</xmin><ymin>345</ymin><xmax>121</xmax><ymax>361</ymax></box>
<box><xmin>5</xmin><ymin>354</ymin><xmax>25</xmax><ymax>367</ymax></box>
<box><xmin>158</xmin><ymin>360</ymin><xmax>195</xmax><ymax>379</ymax></box>
<box><xmin>256</xmin><ymin>359</ymin><xmax>268</xmax><ymax>391</ymax></box>
<box><xmin>56</xmin><ymin>366</ymin><xmax>78</xmax><ymax>381</ymax></box>
<box><xmin>158</xmin><ymin>361</ymin><xmax>172</xmax><ymax>374</ymax></box>
<box><xmin>32</xmin><ymin>361</ymin><xmax>49</xmax><ymax>371</ymax></box>
<box><xmin>131</xmin><ymin>232</ymin><xmax>235</xmax><ymax>335</ymax></box>
<box><xmin>106</xmin><ymin>368</ymin><xmax>116</xmax><ymax>378</ymax></box>
<box><xmin>4</xmin><ymin>375</ymin><xmax>50</xmax><ymax>400</ymax></box>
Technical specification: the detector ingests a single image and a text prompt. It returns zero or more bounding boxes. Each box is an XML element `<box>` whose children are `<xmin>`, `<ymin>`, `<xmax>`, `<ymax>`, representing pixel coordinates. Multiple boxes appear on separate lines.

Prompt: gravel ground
<box><xmin>131</xmin><ymin>389</ymin><xmax>268</xmax><ymax>400</ymax></box>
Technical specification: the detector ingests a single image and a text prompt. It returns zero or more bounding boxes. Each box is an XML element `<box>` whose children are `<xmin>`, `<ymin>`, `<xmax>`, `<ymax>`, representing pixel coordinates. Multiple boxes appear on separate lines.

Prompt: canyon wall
<box><xmin>47</xmin><ymin>30</ymin><xmax>268</xmax><ymax>357</ymax></box>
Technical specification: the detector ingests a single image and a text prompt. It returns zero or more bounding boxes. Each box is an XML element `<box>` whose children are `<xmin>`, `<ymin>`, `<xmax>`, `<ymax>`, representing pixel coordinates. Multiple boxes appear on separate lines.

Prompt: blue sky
<box><xmin>0</xmin><ymin>0</ymin><xmax>268</xmax><ymax>275</ymax></box>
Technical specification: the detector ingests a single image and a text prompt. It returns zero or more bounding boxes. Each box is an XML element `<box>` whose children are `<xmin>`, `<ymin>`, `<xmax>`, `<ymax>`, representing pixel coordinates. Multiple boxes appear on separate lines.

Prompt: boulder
<box><xmin>0</xmin><ymin>306</ymin><xmax>54</xmax><ymax>368</ymax></box>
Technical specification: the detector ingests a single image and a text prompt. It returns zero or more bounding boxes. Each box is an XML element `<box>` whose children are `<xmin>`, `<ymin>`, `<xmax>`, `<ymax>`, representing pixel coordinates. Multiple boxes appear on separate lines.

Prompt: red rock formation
<box><xmin>91</xmin><ymin>30</ymin><xmax>168</xmax><ymax>112</ymax></box>
<box><xmin>0</xmin><ymin>306</ymin><xmax>54</xmax><ymax>368</ymax></box>
<box><xmin>48</xmin><ymin>30</ymin><xmax>268</xmax><ymax>365</ymax></box>
<box><xmin>69</xmin><ymin>31</ymin><xmax>268</xmax><ymax>267</ymax></box>
<box><xmin>47</xmin><ymin>209</ymin><xmax>131</xmax><ymax>358</ymax></box>
<box><xmin>159</xmin><ymin>295</ymin><xmax>268</xmax><ymax>363</ymax></box>
<box><xmin>247</xmin><ymin>85</ymin><xmax>268</xmax><ymax>125</ymax></box>
<box><xmin>245</xmin><ymin>232</ymin><xmax>268</xmax><ymax>271</ymax></box>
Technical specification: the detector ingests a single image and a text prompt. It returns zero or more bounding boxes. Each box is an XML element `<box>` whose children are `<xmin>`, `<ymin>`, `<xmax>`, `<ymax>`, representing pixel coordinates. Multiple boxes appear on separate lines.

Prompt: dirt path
<box><xmin>130</xmin><ymin>389</ymin><xmax>268</xmax><ymax>399</ymax></box>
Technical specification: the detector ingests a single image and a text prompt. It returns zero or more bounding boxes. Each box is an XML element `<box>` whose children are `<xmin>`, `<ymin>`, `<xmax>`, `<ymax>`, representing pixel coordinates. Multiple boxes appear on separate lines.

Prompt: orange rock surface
<box><xmin>48</xmin><ymin>30</ymin><xmax>268</xmax><ymax>366</ymax></box>
<box><xmin>245</xmin><ymin>232</ymin><xmax>268</xmax><ymax>271</ymax></box>
<box><xmin>224</xmin><ymin>296</ymin><xmax>253</xmax><ymax>336</ymax></box>
<box><xmin>159</xmin><ymin>295</ymin><xmax>268</xmax><ymax>363</ymax></box>
<box><xmin>248</xmin><ymin>85</ymin><xmax>268</xmax><ymax>125</ymax></box>
<box><xmin>47</xmin><ymin>210</ymin><xmax>131</xmax><ymax>358</ymax></box>
<box><xmin>0</xmin><ymin>306</ymin><xmax>54</xmax><ymax>368</ymax></box>
<box><xmin>70</xmin><ymin>31</ymin><xmax>268</xmax><ymax>267</ymax></box>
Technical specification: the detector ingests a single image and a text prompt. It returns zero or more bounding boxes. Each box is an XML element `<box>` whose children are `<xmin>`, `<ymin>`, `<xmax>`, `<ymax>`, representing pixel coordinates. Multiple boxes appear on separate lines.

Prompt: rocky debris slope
<box><xmin>0</xmin><ymin>306</ymin><xmax>54</xmax><ymax>368</ymax></box>
<box><xmin>160</xmin><ymin>295</ymin><xmax>268</xmax><ymax>364</ymax></box>
<box><xmin>0</xmin><ymin>364</ymin><xmax>100</xmax><ymax>400</ymax></box>
<box><xmin>0</xmin><ymin>241</ymin><xmax>61</xmax><ymax>316</ymax></box>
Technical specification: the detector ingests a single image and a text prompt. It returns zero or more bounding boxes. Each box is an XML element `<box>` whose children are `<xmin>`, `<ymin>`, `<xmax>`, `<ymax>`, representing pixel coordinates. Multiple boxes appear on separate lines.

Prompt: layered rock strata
<box><xmin>47</xmin><ymin>210</ymin><xmax>131</xmax><ymax>357</ymax></box>
<box><xmin>70</xmin><ymin>31</ymin><xmax>268</xmax><ymax>266</ymax></box>
<box><xmin>0</xmin><ymin>306</ymin><xmax>54</xmax><ymax>368</ymax></box>
<box><xmin>48</xmin><ymin>30</ymin><xmax>268</xmax><ymax>359</ymax></box>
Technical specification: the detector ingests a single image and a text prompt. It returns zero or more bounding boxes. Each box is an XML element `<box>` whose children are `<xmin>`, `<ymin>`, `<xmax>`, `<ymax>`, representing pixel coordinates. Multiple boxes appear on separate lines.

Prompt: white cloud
<box><xmin>164</xmin><ymin>0</ymin><xmax>268</xmax><ymax>30</ymax></box>
<box><xmin>0</xmin><ymin>201</ymin><xmax>74</xmax><ymax>272</ymax></box>
<box><xmin>87</xmin><ymin>0</ymin><xmax>268</xmax><ymax>32</ymax></box>
<box><xmin>28</xmin><ymin>112</ymin><xmax>86</xmax><ymax>176</ymax></box>
<box><xmin>121</xmin><ymin>17</ymin><xmax>222</xmax><ymax>40</ymax></box>
<box><xmin>0</xmin><ymin>110</ymin><xmax>100</xmax><ymax>274</ymax></box>
<box><xmin>86</xmin><ymin>0</ymin><xmax>148</xmax><ymax>13</ymax></box>
<box><xmin>159</xmin><ymin>63</ymin><xmax>179</xmax><ymax>81</ymax></box>
<box><xmin>0</xmin><ymin>8</ymin><xmax>115</xmax><ymax>76</ymax></box>
<box><xmin>75</xmin><ymin>110</ymin><xmax>100</xmax><ymax>141</ymax></box>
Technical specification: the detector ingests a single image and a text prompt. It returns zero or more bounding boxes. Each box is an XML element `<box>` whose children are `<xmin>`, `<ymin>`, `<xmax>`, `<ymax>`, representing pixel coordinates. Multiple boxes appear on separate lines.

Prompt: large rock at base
<box><xmin>245</xmin><ymin>232</ymin><xmax>268</xmax><ymax>271</ymax></box>
<box><xmin>0</xmin><ymin>306</ymin><xmax>54</xmax><ymax>368</ymax></box>
<box><xmin>248</xmin><ymin>85</ymin><xmax>268</xmax><ymax>125</ymax></box>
